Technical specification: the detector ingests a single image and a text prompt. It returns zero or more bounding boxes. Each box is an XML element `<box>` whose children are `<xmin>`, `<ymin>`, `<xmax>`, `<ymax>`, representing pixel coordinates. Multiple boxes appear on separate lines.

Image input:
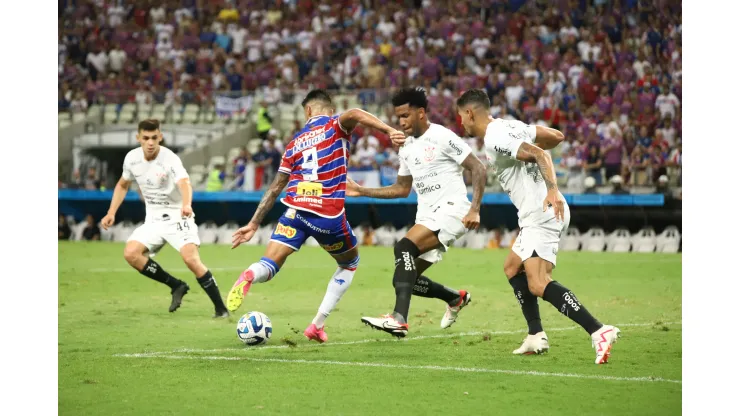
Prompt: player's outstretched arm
<box><xmin>339</xmin><ymin>108</ymin><xmax>405</xmax><ymax>143</ymax></box>
<box><xmin>346</xmin><ymin>175</ymin><xmax>412</xmax><ymax>199</ymax></box>
<box><xmin>515</xmin><ymin>142</ymin><xmax>566</xmax><ymax>221</ymax></box>
<box><xmin>533</xmin><ymin>126</ymin><xmax>565</xmax><ymax>150</ymax></box>
<box><xmin>176</xmin><ymin>178</ymin><xmax>194</xmax><ymax>218</ymax></box>
<box><xmin>232</xmin><ymin>172</ymin><xmax>290</xmax><ymax>249</ymax></box>
<box><xmin>101</xmin><ymin>177</ymin><xmax>132</xmax><ymax>230</ymax></box>
<box><xmin>460</xmin><ymin>153</ymin><xmax>486</xmax><ymax>229</ymax></box>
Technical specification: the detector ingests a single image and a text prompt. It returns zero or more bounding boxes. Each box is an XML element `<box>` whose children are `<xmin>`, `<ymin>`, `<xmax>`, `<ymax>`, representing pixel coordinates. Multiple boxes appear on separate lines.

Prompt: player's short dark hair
<box><xmin>391</xmin><ymin>87</ymin><xmax>428</xmax><ymax>109</ymax></box>
<box><xmin>456</xmin><ymin>89</ymin><xmax>490</xmax><ymax>110</ymax></box>
<box><xmin>138</xmin><ymin>119</ymin><xmax>160</xmax><ymax>132</ymax></box>
<box><xmin>301</xmin><ymin>89</ymin><xmax>333</xmax><ymax>107</ymax></box>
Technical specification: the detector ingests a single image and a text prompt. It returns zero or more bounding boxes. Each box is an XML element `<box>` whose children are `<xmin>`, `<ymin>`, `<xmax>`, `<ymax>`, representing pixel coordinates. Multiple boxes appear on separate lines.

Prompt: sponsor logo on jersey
<box><xmin>297</xmin><ymin>181</ymin><xmax>322</xmax><ymax>196</ymax></box>
<box><xmin>293</xmin><ymin>128</ymin><xmax>328</xmax><ymax>152</ymax></box>
<box><xmin>416</xmin><ymin>182</ymin><xmax>442</xmax><ymax>195</ymax></box>
<box><xmin>321</xmin><ymin>241</ymin><xmax>344</xmax><ymax>251</ymax></box>
<box><xmin>494</xmin><ymin>146</ymin><xmax>512</xmax><ymax>157</ymax></box>
<box><xmin>275</xmin><ymin>223</ymin><xmax>297</xmax><ymax>238</ymax></box>
<box><xmin>416</xmin><ymin>172</ymin><xmax>438</xmax><ymax>181</ymax></box>
<box><xmin>424</xmin><ymin>146</ymin><xmax>436</xmax><ymax>162</ymax></box>
<box><xmin>448</xmin><ymin>140</ymin><xmax>463</xmax><ymax>155</ymax></box>
<box><xmin>285</xmin><ymin>209</ymin><xmax>296</xmax><ymax>219</ymax></box>
<box><xmin>293</xmin><ymin>196</ymin><xmax>324</xmax><ymax>206</ymax></box>
<box><xmin>414</xmin><ymin>158</ymin><xmax>422</xmax><ymax>165</ymax></box>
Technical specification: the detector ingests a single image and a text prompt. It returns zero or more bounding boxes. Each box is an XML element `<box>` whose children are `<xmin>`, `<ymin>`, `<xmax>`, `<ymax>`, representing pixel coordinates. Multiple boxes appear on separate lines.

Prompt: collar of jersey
<box><xmin>305</xmin><ymin>115</ymin><xmax>331</xmax><ymax>127</ymax></box>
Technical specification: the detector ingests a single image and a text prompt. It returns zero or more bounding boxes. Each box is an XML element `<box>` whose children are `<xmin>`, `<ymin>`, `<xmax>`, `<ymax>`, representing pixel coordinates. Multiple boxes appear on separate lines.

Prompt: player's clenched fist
<box><xmin>389</xmin><ymin>129</ymin><xmax>406</xmax><ymax>147</ymax></box>
<box><xmin>100</xmin><ymin>213</ymin><xmax>115</xmax><ymax>230</ymax></box>
<box><xmin>345</xmin><ymin>177</ymin><xmax>361</xmax><ymax>197</ymax></box>
<box><xmin>462</xmin><ymin>210</ymin><xmax>480</xmax><ymax>230</ymax></box>
<box><xmin>181</xmin><ymin>204</ymin><xmax>193</xmax><ymax>218</ymax></box>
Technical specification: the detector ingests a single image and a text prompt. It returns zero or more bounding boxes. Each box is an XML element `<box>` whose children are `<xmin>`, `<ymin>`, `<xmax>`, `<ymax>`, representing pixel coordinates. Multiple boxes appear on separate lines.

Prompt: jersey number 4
<box><xmin>176</xmin><ymin>221</ymin><xmax>190</xmax><ymax>232</ymax></box>
<box><xmin>301</xmin><ymin>148</ymin><xmax>319</xmax><ymax>181</ymax></box>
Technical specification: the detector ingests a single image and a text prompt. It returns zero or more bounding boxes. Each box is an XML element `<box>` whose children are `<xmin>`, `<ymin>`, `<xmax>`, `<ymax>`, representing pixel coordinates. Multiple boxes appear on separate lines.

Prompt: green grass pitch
<box><xmin>59</xmin><ymin>242</ymin><xmax>681</xmax><ymax>415</ymax></box>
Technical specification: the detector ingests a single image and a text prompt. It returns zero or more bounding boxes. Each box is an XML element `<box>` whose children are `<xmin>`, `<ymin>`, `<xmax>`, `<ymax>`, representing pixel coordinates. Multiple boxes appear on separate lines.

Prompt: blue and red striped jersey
<box><xmin>279</xmin><ymin>115</ymin><xmax>351</xmax><ymax>218</ymax></box>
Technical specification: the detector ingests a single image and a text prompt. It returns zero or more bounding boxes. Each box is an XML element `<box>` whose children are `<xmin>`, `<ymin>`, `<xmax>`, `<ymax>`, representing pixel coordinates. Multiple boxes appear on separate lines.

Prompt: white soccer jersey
<box><xmin>398</xmin><ymin>123</ymin><xmax>472</xmax><ymax>217</ymax></box>
<box><xmin>122</xmin><ymin>146</ymin><xmax>189</xmax><ymax>223</ymax></box>
<box><xmin>483</xmin><ymin>119</ymin><xmax>552</xmax><ymax>227</ymax></box>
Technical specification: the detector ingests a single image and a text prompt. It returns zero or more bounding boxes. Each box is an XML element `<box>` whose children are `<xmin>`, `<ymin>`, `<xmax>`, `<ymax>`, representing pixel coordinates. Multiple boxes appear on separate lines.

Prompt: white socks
<box><xmin>247</xmin><ymin>257</ymin><xmax>280</xmax><ymax>284</ymax></box>
<box><xmin>313</xmin><ymin>266</ymin><xmax>356</xmax><ymax>328</ymax></box>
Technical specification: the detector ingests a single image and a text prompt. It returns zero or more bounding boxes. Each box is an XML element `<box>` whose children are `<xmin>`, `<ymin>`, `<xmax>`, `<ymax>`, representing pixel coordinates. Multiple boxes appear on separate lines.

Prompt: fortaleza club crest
<box><xmin>424</xmin><ymin>146</ymin><xmax>436</xmax><ymax>162</ymax></box>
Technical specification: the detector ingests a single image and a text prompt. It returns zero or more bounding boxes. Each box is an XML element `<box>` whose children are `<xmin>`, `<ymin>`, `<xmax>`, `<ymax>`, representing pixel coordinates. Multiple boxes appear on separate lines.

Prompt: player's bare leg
<box><xmin>411</xmin><ymin>259</ymin><xmax>471</xmax><ymax>328</ymax></box>
<box><xmin>505</xmin><ymin>249</ymin><xmax>549</xmax><ymax>355</ymax></box>
<box><xmin>226</xmin><ymin>241</ymin><xmax>295</xmax><ymax>313</ymax></box>
<box><xmin>180</xmin><ymin>243</ymin><xmax>229</xmax><ymax>318</ymax></box>
<box><xmin>523</xmin><ymin>255</ymin><xmax>620</xmax><ymax>364</ymax></box>
<box><xmin>361</xmin><ymin>224</ymin><xmax>445</xmax><ymax>337</ymax></box>
<box><xmin>123</xmin><ymin>241</ymin><xmax>189</xmax><ymax>313</ymax></box>
<box><xmin>304</xmin><ymin>246</ymin><xmax>361</xmax><ymax>344</ymax></box>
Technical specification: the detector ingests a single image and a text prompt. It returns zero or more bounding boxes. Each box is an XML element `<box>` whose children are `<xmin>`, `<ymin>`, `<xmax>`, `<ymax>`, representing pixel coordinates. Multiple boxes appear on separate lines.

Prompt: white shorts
<box><xmin>416</xmin><ymin>209</ymin><xmax>468</xmax><ymax>264</ymax></box>
<box><xmin>512</xmin><ymin>204</ymin><xmax>571</xmax><ymax>266</ymax></box>
<box><xmin>127</xmin><ymin>217</ymin><xmax>200</xmax><ymax>253</ymax></box>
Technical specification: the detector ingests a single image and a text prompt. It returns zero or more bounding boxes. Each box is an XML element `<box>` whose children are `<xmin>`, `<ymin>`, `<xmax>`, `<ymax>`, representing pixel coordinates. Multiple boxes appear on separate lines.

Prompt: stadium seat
<box><xmin>500</xmin><ymin>229</ymin><xmax>516</xmax><ymax>248</ymax></box>
<box><xmin>198</xmin><ymin>221</ymin><xmax>219</xmax><ymax>244</ymax></box>
<box><xmin>100</xmin><ymin>225</ymin><xmax>115</xmax><ymax>242</ymax></box>
<box><xmin>375</xmin><ymin>225</ymin><xmax>399</xmax><ymax>247</ymax></box>
<box><xmin>182</xmin><ymin>104</ymin><xmax>200</xmax><ymax>124</ymax></box>
<box><xmin>104</xmin><ymin>105</ymin><xmax>119</xmax><ymax>123</ymax></box>
<box><xmin>190</xmin><ymin>164</ymin><xmax>207</xmax><ymax>175</ymax></box>
<box><xmin>247</xmin><ymin>138</ymin><xmax>263</xmax><ymax>154</ymax></box>
<box><xmin>217</xmin><ymin>222</ymin><xmax>240</xmax><ymax>245</ymax></box>
<box><xmin>151</xmin><ymin>104</ymin><xmax>166</xmax><ymax>122</ymax></box>
<box><xmin>226</xmin><ymin>147</ymin><xmax>242</xmax><ymax>163</ymax></box>
<box><xmin>208</xmin><ymin>156</ymin><xmax>226</xmax><ymax>170</ymax></box>
<box><xmin>189</xmin><ymin>172</ymin><xmax>205</xmax><ymax>188</ymax></box>
<box><xmin>656</xmin><ymin>226</ymin><xmax>681</xmax><ymax>253</ymax></box>
<box><xmin>466</xmin><ymin>228</ymin><xmax>490</xmax><ymax>249</ymax></box>
<box><xmin>71</xmin><ymin>222</ymin><xmax>87</xmax><ymax>241</ymax></box>
<box><xmin>112</xmin><ymin>221</ymin><xmax>136</xmax><ymax>242</ymax></box>
<box><xmin>119</xmin><ymin>103</ymin><xmax>136</xmax><ymax>122</ymax></box>
<box><xmin>632</xmin><ymin>227</ymin><xmax>658</xmax><ymax>253</ymax></box>
<box><xmin>560</xmin><ymin>227</ymin><xmax>581</xmax><ymax>252</ymax></box>
<box><xmin>607</xmin><ymin>228</ymin><xmax>632</xmax><ymax>253</ymax></box>
<box><xmin>582</xmin><ymin>227</ymin><xmax>606</xmax><ymax>252</ymax></box>
<box><xmin>255</xmin><ymin>223</ymin><xmax>276</xmax><ymax>245</ymax></box>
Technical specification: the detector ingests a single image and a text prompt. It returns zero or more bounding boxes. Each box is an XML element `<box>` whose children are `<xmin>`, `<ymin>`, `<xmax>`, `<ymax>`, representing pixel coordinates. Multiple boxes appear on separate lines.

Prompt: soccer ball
<box><xmin>236</xmin><ymin>311</ymin><xmax>273</xmax><ymax>345</ymax></box>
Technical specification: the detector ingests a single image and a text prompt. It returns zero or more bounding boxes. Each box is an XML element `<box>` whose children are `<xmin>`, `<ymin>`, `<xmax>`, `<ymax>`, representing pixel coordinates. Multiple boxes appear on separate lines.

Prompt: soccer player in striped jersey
<box><xmin>226</xmin><ymin>89</ymin><xmax>405</xmax><ymax>343</ymax></box>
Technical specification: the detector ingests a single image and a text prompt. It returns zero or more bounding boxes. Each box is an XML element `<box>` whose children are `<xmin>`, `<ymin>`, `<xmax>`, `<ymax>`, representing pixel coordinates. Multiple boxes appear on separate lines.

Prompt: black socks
<box><xmin>508</xmin><ymin>272</ymin><xmax>544</xmax><ymax>335</ymax></box>
<box><xmin>542</xmin><ymin>281</ymin><xmax>603</xmax><ymax>335</ymax></box>
<box><xmin>413</xmin><ymin>275</ymin><xmax>461</xmax><ymax>305</ymax></box>
<box><xmin>392</xmin><ymin>238</ymin><xmax>421</xmax><ymax>323</ymax></box>
<box><xmin>140</xmin><ymin>259</ymin><xmax>183</xmax><ymax>290</ymax></box>
<box><xmin>197</xmin><ymin>270</ymin><xmax>227</xmax><ymax>312</ymax></box>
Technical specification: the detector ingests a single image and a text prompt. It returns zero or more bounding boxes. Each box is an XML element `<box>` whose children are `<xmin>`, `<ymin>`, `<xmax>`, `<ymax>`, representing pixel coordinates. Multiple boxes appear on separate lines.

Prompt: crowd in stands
<box><xmin>59</xmin><ymin>0</ymin><xmax>681</xmax><ymax>191</ymax></box>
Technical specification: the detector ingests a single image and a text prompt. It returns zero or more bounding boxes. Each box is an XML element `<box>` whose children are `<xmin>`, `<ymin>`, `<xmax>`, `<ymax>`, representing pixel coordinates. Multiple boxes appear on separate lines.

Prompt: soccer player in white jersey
<box><xmin>100</xmin><ymin>119</ymin><xmax>229</xmax><ymax>318</ymax></box>
<box><xmin>455</xmin><ymin>90</ymin><xmax>619</xmax><ymax>364</ymax></box>
<box><xmin>347</xmin><ymin>88</ymin><xmax>487</xmax><ymax>337</ymax></box>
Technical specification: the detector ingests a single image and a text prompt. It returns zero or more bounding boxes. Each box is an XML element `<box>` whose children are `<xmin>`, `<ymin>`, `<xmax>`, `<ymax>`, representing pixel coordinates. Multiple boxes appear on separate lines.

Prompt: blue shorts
<box><xmin>270</xmin><ymin>208</ymin><xmax>358</xmax><ymax>255</ymax></box>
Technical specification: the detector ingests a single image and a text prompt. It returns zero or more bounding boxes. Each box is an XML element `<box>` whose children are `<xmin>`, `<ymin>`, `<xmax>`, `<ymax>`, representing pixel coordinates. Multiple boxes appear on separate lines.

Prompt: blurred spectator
<box><xmin>82</xmin><ymin>215</ymin><xmax>101</xmax><ymax>241</ymax></box>
<box><xmin>255</xmin><ymin>101</ymin><xmax>273</xmax><ymax>140</ymax></box>
<box><xmin>583</xmin><ymin>145</ymin><xmax>603</xmax><ymax>185</ymax></box>
<box><xmin>655</xmin><ymin>86</ymin><xmax>680</xmax><ymax>119</ymax></box>
<box><xmin>629</xmin><ymin>146</ymin><xmax>650</xmax><ymax>186</ymax></box>
<box><xmin>561</xmin><ymin>147</ymin><xmax>584</xmax><ymax>192</ymax></box>
<box><xmin>84</xmin><ymin>168</ymin><xmax>100</xmax><ymax>190</ymax></box>
<box><xmin>232</xmin><ymin>146</ymin><xmax>251</xmax><ymax>189</ymax></box>
<box><xmin>610</xmin><ymin>175</ymin><xmax>629</xmax><ymax>195</ymax></box>
<box><xmin>351</xmin><ymin>137</ymin><xmax>379</xmax><ymax>170</ymax></box>
<box><xmin>206</xmin><ymin>164</ymin><xmax>225</xmax><ymax>192</ymax></box>
<box><xmin>59</xmin><ymin>215</ymin><xmax>72</xmax><ymax>240</ymax></box>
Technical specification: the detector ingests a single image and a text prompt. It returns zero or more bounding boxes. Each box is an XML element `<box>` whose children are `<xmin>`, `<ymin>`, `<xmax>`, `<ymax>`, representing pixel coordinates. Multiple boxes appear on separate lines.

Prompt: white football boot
<box><xmin>591</xmin><ymin>325</ymin><xmax>621</xmax><ymax>364</ymax></box>
<box><xmin>361</xmin><ymin>314</ymin><xmax>409</xmax><ymax>337</ymax></box>
<box><xmin>512</xmin><ymin>331</ymin><xmax>550</xmax><ymax>355</ymax></box>
<box><xmin>441</xmin><ymin>290</ymin><xmax>472</xmax><ymax>329</ymax></box>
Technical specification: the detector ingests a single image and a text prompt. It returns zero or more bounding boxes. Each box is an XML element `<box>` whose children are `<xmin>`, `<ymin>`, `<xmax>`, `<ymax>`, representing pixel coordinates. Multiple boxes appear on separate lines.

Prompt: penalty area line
<box><xmin>112</xmin><ymin>353</ymin><xmax>681</xmax><ymax>384</ymax></box>
<box><xmin>117</xmin><ymin>321</ymin><xmax>681</xmax><ymax>355</ymax></box>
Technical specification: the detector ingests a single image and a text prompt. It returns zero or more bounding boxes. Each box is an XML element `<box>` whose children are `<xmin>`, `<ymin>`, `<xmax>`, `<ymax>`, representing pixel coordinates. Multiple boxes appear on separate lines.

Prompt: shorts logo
<box><xmin>424</xmin><ymin>146</ymin><xmax>436</xmax><ymax>162</ymax></box>
<box><xmin>275</xmin><ymin>223</ymin><xmax>297</xmax><ymax>238</ymax></box>
<box><xmin>321</xmin><ymin>241</ymin><xmax>344</xmax><ymax>251</ymax></box>
<box><xmin>285</xmin><ymin>209</ymin><xmax>296</xmax><ymax>219</ymax></box>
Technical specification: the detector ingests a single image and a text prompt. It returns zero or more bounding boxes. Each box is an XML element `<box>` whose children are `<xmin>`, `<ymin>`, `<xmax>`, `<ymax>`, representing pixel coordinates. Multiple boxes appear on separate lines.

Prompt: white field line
<box><xmin>117</xmin><ymin>321</ymin><xmax>681</xmax><ymax>355</ymax></box>
<box><xmin>85</xmin><ymin>265</ymin><xmax>336</xmax><ymax>273</ymax></box>
<box><xmin>113</xmin><ymin>354</ymin><xmax>682</xmax><ymax>384</ymax></box>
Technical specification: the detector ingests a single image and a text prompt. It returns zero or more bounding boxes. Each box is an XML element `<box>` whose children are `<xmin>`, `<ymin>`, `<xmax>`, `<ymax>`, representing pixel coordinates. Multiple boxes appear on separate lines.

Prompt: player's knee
<box><xmin>527</xmin><ymin>278</ymin><xmax>550</xmax><ymax>297</ymax></box>
<box><xmin>181</xmin><ymin>251</ymin><xmax>201</xmax><ymax>269</ymax></box>
<box><xmin>337</xmin><ymin>255</ymin><xmax>360</xmax><ymax>271</ymax></box>
<box><xmin>504</xmin><ymin>263</ymin><xmax>520</xmax><ymax>279</ymax></box>
<box><xmin>123</xmin><ymin>245</ymin><xmax>143</xmax><ymax>265</ymax></box>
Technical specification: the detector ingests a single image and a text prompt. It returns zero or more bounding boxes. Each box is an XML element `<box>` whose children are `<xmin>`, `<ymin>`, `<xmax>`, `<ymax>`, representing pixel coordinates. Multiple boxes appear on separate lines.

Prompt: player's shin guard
<box><xmin>313</xmin><ymin>256</ymin><xmax>359</xmax><ymax>328</ymax></box>
<box><xmin>247</xmin><ymin>257</ymin><xmax>280</xmax><ymax>283</ymax></box>
<box><xmin>413</xmin><ymin>275</ymin><xmax>460</xmax><ymax>305</ymax></box>
<box><xmin>542</xmin><ymin>281</ymin><xmax>602</xmax><ymax>335</ymax></box>
<box><xmin>197</xmin><ymin>270</ymin><xmax>227</xmax><ymax>312</ymax></box>
<box><xmin>509</xmin><ymin>272</ymin><xmax>543</xmax><ymax>335</ymax></box>
<box><xmin>139</xmin><ymin>259</ymin><xmax>183</xmax><ymax>290</ymax></box>
<box><xmin>392</xmin><ymin>238</ymin><xmax>421</xmax><ymax>323</ymax></box>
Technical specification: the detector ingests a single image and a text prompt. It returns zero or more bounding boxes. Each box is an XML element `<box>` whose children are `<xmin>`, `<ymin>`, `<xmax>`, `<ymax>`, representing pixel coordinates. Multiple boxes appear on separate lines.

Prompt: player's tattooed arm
<box><xmin>339</xmin><ymin>108</ymin><xmax>394</xmax><ymax>134</ymax></box>
<box><xmin>516</xmin><ymin>142</ymin><xmax>566</xmax><ymax>221</ymax></box>
<box><xmin>460</xmin><ymin>153</ymin><xmax>486</xmax><ymax>213</ymax></box>
<box><xmin>533</xmin><ymin>126</ymin><xmax>565</xmax><ymax>150</ymax></box>
<box><xmin>348</xmin><ymin>175</ymin><xmax>412</xmax><ymax>199</ymax></box>
<box><xmin>516</xmin><ymin>142</ymin><xmax>558</xmax><ymax>191</ymax></box>
<box><xmin>250</xmin><ymin>172</ymin><xmax>290</xmax><ymax>225</ymax></box>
